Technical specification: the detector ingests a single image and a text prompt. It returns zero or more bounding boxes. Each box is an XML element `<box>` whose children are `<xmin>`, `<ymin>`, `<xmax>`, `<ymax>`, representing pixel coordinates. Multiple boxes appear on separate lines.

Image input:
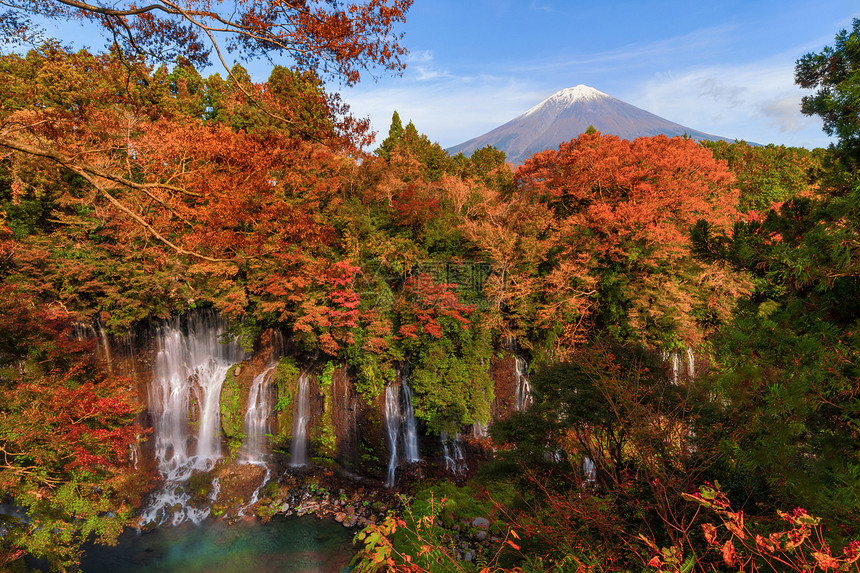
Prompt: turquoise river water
<box><xmin>73</xmin><ymin>515</ymin><xmax>355</xmax><ymax>573</ymax></box>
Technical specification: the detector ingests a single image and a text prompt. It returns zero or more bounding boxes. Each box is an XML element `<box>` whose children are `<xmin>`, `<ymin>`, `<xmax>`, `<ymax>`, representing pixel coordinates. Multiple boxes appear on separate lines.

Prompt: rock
<box><xmin>464</xmin><ymin>550</ymin><xmax>475</xmax><ymax>562</ymax></box>
<box><xmin>474</xmin><ymin>530</ymin><xmax>487</xmax><ymax>541</ymax></box>
<box><xmin>471</xmin><ymin>517</ymin><xmax>490</xmax><ymax>530</ymax></box>
<box><xmin>335</xmin><ymin>512</ymin><xmax>346</xmax><ymax>523</ymax></box>
<box><xmin>345</xmin><ymin>505</ymin><xmax>355</xmax><ymax>515</ymax></box>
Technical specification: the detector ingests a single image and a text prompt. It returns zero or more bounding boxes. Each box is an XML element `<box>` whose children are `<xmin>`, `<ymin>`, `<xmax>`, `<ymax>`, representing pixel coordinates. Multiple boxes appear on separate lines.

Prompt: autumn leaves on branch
<box><xmin>0</xmin><ymin>0</ymin><xmax>412</xmax><ymax>263</ymax></box>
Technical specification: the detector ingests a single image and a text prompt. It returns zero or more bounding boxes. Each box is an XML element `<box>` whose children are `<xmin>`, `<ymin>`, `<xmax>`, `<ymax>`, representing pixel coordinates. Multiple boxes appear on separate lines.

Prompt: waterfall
<box><xmin>662</xmin><ymin>347</ymin><xmax>696</xmax><ymax>384</ymax></box>
<box><xmin>471</xmin><ymin>421</ymin><xmax>487</xmax><ymax>439</ymax></box>
<box><xmin>582</xmin><ymin>456</ymin><xmax>597</xmax><ymax>483</ymax></box>
<box><xmin>402</xmin><ymin>381</ymin><xmax>420</xmax><ymax>463</ymax></box>
<box><xmin>384</xmin><ymin>377</ymin><xmax>421</xmax><ymax>487</ymax></box>
<box><xmin>241</xmin><ymin>365</ymin><xmax>277</xmax><ymax>464</ymax></box>
<box><xmin>686</xmin><ymin>347</ymin><xmax>696</xmax><ymax>379</ymax></box>
<box><xmin>209</xmin><ymin>477</ymin><xmax>221</xmax><ymax>502</ymax></box>
<box><xmin>140</xmin><ymin>310</ymin><xmax>248</xmax><ymax>526</ymax></box>
<box><xmin>384</xmin><ymin>383</ymin><xmax>401</xmax><ymax>487</ymax></box>
<box><xmin>73</xmin><ymin>319</ymin><xmax>137</xmax><ymax>377</ymax></box>
<box><xmin>514</xmin><ymin>356</ymin><xmax>532</xmax><ymax>411</ymax></box>
<box><xmin>670</xmin><ymin>352</ymin><xmax>680</xmax><ymax>384</ymax></box>
<box><xmin>441</xmin><ymin>432</ymin><xmax>467</xmax><ymax>475</ymax></box>
<box><xmin>238</xmin><ymin>466</ymin><xmax>272</xmax><ymax>517</ymax></box>
<box><xmin>290</xmin><ymin>373</ymin><xmax>310</xmax><ymax>467</ymax></box>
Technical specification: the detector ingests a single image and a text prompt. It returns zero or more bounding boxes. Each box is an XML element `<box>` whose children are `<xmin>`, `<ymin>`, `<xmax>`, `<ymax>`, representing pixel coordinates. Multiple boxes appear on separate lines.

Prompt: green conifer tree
<box><xmin>376</xmin><ymin>110</ymin><xmax>403</xmax><ymax>159</ymax></box>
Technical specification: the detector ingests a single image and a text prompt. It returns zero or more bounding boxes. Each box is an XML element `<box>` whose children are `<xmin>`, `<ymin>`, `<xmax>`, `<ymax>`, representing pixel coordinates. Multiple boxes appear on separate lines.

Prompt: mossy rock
<box><xmin>273</xmin><ymin>357</ymin><xmax>301</xmax><ymax>447</ymax></box>
<box><xmin>220</xmin><ymin>364</ymin><xmax>249</xmax><ymax>457</ymax></box>
<box><xmin>311</xmin><ymin>363</ymin><xmax>337</xmax><ymax>459</ymax></box>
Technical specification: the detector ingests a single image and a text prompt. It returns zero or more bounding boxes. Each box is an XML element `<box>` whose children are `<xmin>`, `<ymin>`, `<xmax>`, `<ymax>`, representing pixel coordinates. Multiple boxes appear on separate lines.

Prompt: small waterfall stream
<box><xmin>441</xmin><ymin>432</ymin><xmax>467</xmax><ymax>475</ymax></box>
<box><xmin>662</xmin><ymin>347</ymin><xmax>696</xmax><ymax>384</ymax></box>
<box><xmin>290</xmin><ymin>373</ymin><xmax>310</xmax><ymax>467</ymax></box>
<box><xmin>582</xmin><ymin>456</ymin><xmax>597</xmax><ymax>483</ymax></box>
<box><xmin>686</xmin><ymin>347</ymin><xmax>696</xmax><ymax>379</ymax></box>
<box><xmin>514</xmin><ymin>356</ymin><xmax>532</xmax><ymax>411</ymax></box>
<box><xmin>384</xmin><ymin>383</ymin><xmax>401</xmax><ymax>487</ymax></box>
<box><xmin>236</xmin><ymin>364</ymin><xmax>278</xmax><ymax>515</ymax></box>
<box><xmin>141</xmin><ymin>311</ymin><xmax>248</xmax><ymax>526</ymax></box>
<box><xmin>384</xmin><ymin>376</ymin><xmax>421</xmax><ymax>487</ymax></box>
<box><xmin>402</xmin><ymin>381</ymin><xmax>420</xmax><ymax>463</ymax></box>
<box><xmin>241</xmin><ymin>365</ymin><xmax>277</xmax><ymax>463</ymax></box>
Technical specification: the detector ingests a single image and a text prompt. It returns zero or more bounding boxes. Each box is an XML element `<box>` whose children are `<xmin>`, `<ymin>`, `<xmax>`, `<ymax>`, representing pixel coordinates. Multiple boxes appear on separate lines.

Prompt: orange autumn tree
<box><xmin>0</xmin><ymin>4</ymin><xmax>411</xmax><ymax>564</ymax></box>
<box><xmin>505</xmin><ymin>133</ymin><xmax>749</xmax><ymax>353</ymax></box>
<box><xmin>0</xmin><ymin>47</ymin><xmax>366</xmax><ymax>332</ymax></box>
<box><xmin>0</xmin><ymin>0</ymin><xmax>411</xmax><ymax>84</ymax></box>
<box><xmin>0</xmin><ymin>285</ymin><xmax>147</xmax><ymax>569</ymax></box>
<box><xmin>0</xmin><ymin>0</ymin><xmax>411</xmax><ymax>266</ymax></box>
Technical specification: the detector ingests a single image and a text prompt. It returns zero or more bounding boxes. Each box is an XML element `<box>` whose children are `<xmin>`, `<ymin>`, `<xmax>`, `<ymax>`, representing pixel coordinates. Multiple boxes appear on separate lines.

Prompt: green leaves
<box><xmin>796</xmin><ymin>18</ymin><xmax>860</xmax><ymax>165</ymax></box>
<box><xmin>696</xmin><ymin>181</ymin><xmax>860</xmax><ymax>523</ymax></box>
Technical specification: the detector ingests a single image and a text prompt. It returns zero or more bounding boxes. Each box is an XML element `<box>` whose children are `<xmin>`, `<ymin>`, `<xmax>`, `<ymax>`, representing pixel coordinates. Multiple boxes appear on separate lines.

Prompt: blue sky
<box><xmin>336</xmin><ymin>0</ymin><xmax>859</xmax><ymax>150</ymax></box>
<box><xmin>16</xmin><ymin>1</ymin><xmax>859</xmax><ymax>151</ymax></box>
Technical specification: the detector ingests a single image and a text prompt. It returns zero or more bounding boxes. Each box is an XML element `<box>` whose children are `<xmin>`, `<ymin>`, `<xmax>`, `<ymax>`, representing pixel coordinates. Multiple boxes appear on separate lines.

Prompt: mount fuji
<box><xmin>447</xmin><ymin>85</ymin><xmax>735</xmax><ymax>165</ymax></box>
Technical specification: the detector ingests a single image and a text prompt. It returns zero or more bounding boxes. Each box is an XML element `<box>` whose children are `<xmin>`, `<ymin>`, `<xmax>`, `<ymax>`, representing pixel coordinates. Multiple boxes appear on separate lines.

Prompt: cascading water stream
<box><xmin>402</xmin><ymin>381</ymin><xmax>420</xmax><ymax>463</ymax></box>
<box><xmin>582</xmin><ymin>456</ymin><xmax>597</xmax><ymax>483</ymax></box>
<box><xmin>241</xmin><ymin>365</ymin><xmax>277</xmax><ymax>464</ymax></box>
<box><xmin>441</xmin><ymin>432</ymin><xmax>467</xmax><ymax>475</ymax></box>
<box><xmin>237</xmin><ymin>466</ymin><xmax>272</xmax><ymax>517</ymax></box>
<box><xmin>290</xmin><ymin>373</ymin><xmax>310</xmax><ymax>467</ymax></box>
<box><xmin>140</xmin><ymin>311</ymin><xmax>248</xmax><ymax>526</ymax></box>
<box><xmin>514</xmin><ymin>356</ymin><xmax>532</xmax><ymax>411</ymax></box>
<box><xmin>385</xmin><ymin>377</ymin><xmax>422</xmax><ymax>487</ymax></box>
<box><xmin>471</xmin><ymin>421</ymin><xmax>487</xmax><ymax>439</ymax></box>
<box><xmin>686</xmin><ymin>347</ymin><xmax>696</xmax><ymax>379</ymax></box>
<box><xmin>384</xmin><ymin>383</ymin><xmax>401</xmax><ymax>487</ymax></box>
<box><xmin>234</xmin><ymin>364</ymin><xmax>278</xmax><ymax>515</ymax></box>
<box><xmin>662</xmin><ymin>347</ymin><xmax>696</xmax><ymax>384</ymax></box>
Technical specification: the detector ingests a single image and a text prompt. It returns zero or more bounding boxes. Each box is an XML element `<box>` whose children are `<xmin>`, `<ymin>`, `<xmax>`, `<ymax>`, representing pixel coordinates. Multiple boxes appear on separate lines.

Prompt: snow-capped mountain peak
<box><xmin>523</xmin><ymin>85</ymin><xmax>609</xmax><ymax>117</ymax></box>
<box><xmin>448</xmin><ymin>85</ymin><xmax>734</xmax><ymax>164</ymax></box>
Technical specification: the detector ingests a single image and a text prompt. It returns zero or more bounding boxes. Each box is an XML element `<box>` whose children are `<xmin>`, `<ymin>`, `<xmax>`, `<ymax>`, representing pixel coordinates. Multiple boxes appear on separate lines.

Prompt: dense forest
<box><xmin>2</xmin><ymin>2</ymin><xmax>860</xmax><ymax>572</ymax></box>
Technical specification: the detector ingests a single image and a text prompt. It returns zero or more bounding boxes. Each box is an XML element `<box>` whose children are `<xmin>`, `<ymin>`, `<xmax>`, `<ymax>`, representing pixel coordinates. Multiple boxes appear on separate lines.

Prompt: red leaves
<box><xmin>391</xmin><ymin>181</ymin><xmax>441</xmax><ymax>230</ymax></box>
<box><xmin>515</xmin><ymin>132</ymin><xmax>739</xmax><ymax>266</ymax></box>
<box><xmin>0</xmin><ymin>286</ymin><xmax>144</xmax><ymax>493</ymax></box>
<box><xmin>3</xmin><ymin>1</ymin><xmax>412</xmax><ymax>88</ymax></box>
<box><xmin>702</xmin><ymin>522</ymin><xmax>718</xmax><ymax>545</ymax></box>
<box><xmin>721</xmin><ymin>539</ymin><xmax>738</xmax><ymax>567</ymax></box>
<box><xmin>397</xmin><ymin>274</ymin><xmax>474</xmax><ymax>340</ymax></box>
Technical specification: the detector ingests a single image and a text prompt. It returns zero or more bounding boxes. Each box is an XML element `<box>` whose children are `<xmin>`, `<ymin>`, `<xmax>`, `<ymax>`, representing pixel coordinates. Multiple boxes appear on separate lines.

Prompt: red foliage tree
<box><xmin>515</xmin><ymin>132</ymin><xmax>739</xmax><ymax>266</ymax></box>
<box><xmin>463</xmin><ymin>132</ymin><xmax>746</xmax><ymax>354</ymax></box>
<box><xmin>0</xmin><ymin>284</ymin><xmax>147</xmax><ymax>568</ymax></box>
<box><xmin>0</xmin><ymin>0</ymin><xmax>412</xmax><ymax>85</ymax></box>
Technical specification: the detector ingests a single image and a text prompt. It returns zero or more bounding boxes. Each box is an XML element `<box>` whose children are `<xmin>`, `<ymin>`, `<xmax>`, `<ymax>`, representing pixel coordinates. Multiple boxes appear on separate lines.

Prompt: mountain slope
<box><xmin>448</xmin><ymin>85</ymin><xmax>735</xmax><ymax>165</ymax></box>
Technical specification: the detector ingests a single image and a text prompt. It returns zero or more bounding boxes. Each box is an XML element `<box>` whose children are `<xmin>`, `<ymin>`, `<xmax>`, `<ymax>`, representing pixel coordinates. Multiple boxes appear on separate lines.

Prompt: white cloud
<box><xmin>529</xmin><ymin>1</ymin><xmax>557</xmax><ymax>13</ymax></box>
<box><xmin>407</xmin><ymin>50</ymin><xmax>435</xmax><ymax>63</ymax></box>
<box><xmin>340</xmin><ymin>76</ymin><xmax>545</xmax><ymax>149</ymax></box>
<box><xmin>759</xmin><ymin>96</ymin><xmax>819</xmax><ymax>134</ymax></box>
<box><xmin>628</xmin><ymin>59</ymin><xmax>831</xmax><ymax>147</ymax></box>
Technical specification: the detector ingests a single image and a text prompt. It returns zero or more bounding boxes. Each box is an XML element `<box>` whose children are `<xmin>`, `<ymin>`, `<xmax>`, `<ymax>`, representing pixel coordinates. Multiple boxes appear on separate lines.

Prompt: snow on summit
<box><xmin>448</xmin><ymin>85</ymin><xmax>734</xmax><ymax>165</ymax></box>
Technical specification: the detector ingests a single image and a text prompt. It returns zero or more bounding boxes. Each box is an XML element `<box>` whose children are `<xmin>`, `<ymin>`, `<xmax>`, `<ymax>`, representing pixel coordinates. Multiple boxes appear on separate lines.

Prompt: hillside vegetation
<box><xmin>2</xmin><ymin>11</ymin><xmax>860</xmax><ymax>573</ymax></box>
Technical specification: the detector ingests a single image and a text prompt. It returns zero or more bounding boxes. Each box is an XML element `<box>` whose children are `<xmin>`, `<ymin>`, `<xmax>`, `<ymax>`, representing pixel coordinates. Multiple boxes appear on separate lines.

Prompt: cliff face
<box><xmin>81</xmin><ymin>311</ymin><xmax>530</xmax><ymax>512</ymax></box>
